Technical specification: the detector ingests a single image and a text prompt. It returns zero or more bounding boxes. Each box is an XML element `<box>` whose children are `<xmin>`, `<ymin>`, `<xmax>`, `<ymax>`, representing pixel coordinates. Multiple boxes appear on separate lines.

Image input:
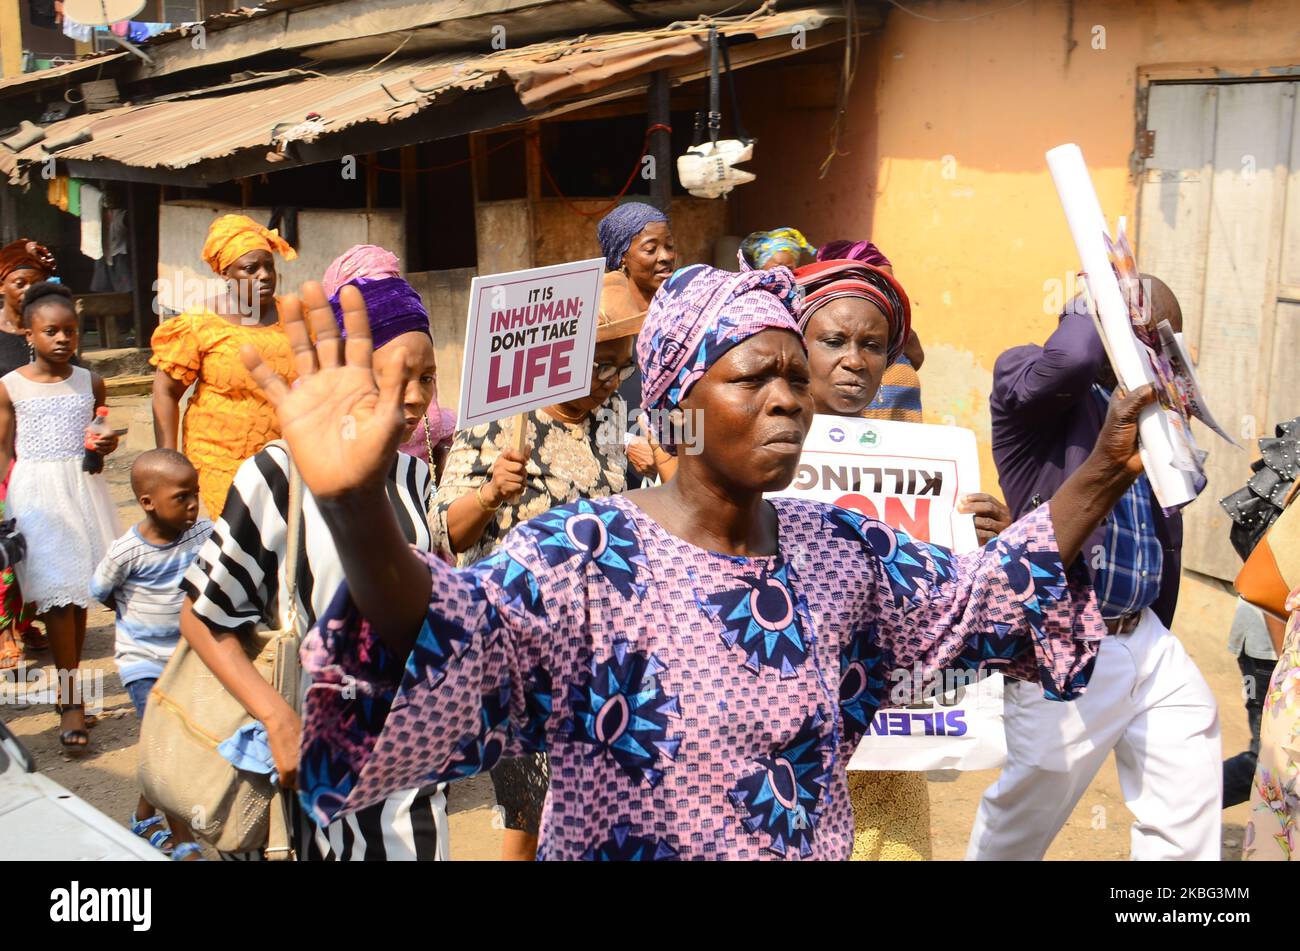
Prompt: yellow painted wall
<box><xmin>872</xmin><ymin>0</ymin><xmax>1300</xmax><ymax>493</ymax></box>
<box><xmin>736</xmin><ymin>0</ymin><xmax>1300</xmax><ymax>495</ymax></box>
<box><xmin>1</xmin><ymin>0</ymin><xmax>22</xmax><ymax>79</ymax></box>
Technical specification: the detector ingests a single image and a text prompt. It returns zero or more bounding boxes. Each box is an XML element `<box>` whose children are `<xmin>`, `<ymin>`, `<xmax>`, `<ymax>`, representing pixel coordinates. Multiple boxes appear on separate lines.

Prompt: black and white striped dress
<box><xmin>181</xmin><ymin>443</ymin><xmax>448</xmax><ymax>861</ymax></box>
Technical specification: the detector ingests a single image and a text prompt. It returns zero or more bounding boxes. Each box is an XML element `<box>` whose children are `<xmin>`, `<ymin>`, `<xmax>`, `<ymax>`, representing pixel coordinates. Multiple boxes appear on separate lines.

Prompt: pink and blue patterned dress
<box><xmin>299</xmin><ymin>495</ymin><xmax>1104</xmax><ymax>860</ymax></box>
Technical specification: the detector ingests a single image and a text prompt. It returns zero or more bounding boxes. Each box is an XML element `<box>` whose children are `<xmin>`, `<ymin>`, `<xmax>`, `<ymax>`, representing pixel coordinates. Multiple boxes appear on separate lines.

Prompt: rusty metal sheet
<box><xmin>2</xmin><ymin>7</ymin><xmax>840</xmax><ymax>186</ymax></box>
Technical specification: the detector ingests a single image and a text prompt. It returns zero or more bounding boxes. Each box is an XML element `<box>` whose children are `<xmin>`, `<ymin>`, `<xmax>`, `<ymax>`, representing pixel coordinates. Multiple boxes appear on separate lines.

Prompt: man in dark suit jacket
<box><xmin>967</xmin><ymin>277</ymin><xmax>1221</xmax><ymax>860</ymax></box>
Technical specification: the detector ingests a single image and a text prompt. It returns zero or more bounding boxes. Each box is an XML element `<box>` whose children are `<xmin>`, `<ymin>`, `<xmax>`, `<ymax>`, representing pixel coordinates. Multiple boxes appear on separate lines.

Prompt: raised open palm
<box><xmin>240</xmin><ymin>282</ymin><xmax>407</xmax><ymax>500</ymax></box>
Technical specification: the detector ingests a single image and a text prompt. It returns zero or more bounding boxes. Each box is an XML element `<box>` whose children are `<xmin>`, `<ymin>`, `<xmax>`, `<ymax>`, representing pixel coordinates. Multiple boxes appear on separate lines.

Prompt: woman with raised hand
<box><xmin>179</xmin><ymin>276</ymin><xmax>446</xmax><ymax>861</ymax></box>
<box><xmin>248</xmin><ymin>266</ymin><xmax>1152</xmax><ymax>860</ymax></box>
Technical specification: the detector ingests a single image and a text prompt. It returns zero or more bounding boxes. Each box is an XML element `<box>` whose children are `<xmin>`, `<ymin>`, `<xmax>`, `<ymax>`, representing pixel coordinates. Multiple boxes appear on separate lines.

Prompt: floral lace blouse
<box><xmin>428</xmin><ymin>395</ymin><xmax>627</xmax><ymax>566</ymax></box>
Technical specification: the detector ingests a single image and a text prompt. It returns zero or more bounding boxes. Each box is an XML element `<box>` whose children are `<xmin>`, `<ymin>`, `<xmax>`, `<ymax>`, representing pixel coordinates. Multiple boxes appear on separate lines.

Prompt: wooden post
<box><xmin>365</xmin><ymin>152</ymin><xmax>378</xmax><ymax>211</ymax></box>
<box><xmin>126</xmin><ymin>182</ymin><xmax>160</xmax><ymax>348</ymax></box>
<box><xmin>400</xmin><ymin>145</ymin><xmax>421</xmax><ymax>270</ymax></box>
<box><xmin>512</xmin><ymin>412</ymin><xmax>529</xmax><ymax>454</ymax></box>
<box><xmin>648</xmin><ymin>70</ymin><xmax>672</xmax><ymax>213</ymax></box>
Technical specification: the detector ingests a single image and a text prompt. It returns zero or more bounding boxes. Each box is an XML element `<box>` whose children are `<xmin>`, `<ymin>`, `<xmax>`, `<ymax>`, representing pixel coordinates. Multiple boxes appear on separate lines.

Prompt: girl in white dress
<box><xmin>0</xmin><ymin>283</ymin><xmax>119</xmax><ymax>752</ymax></box>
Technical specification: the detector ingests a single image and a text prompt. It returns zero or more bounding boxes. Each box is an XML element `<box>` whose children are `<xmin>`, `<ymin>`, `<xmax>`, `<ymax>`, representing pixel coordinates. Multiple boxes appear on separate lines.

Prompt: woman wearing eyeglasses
<box><xmin>428</xmin><ymin>274</ymin><xmax>642</xmax><ymax>859</ymax></box>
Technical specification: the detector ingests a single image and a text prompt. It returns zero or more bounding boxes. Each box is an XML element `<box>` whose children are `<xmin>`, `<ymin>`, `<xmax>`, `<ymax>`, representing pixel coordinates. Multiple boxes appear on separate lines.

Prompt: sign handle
<box><xmin>512</xmin><ymin>412</ymin><xmax>529</xmax><ymax>455</ymax></box>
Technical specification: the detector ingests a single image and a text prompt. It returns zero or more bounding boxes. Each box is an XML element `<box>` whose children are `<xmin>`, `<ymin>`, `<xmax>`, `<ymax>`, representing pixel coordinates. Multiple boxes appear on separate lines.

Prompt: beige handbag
<box><xmin>138</xmin><ymin>447</ymin><xmax>304</xmax><ymax>858</ymax></box>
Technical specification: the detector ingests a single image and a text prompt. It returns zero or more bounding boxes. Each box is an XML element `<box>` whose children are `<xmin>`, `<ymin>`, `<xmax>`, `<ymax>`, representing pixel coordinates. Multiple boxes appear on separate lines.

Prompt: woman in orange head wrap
<box><xmin>150</xmin><ymin>214</ymin><xmax>299</xmax><ymax>518</ymax></box>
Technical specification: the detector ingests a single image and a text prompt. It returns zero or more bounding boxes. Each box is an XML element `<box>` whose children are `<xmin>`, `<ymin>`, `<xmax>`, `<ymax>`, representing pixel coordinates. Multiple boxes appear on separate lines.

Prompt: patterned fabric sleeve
<box><xmin>149</xmin><ymin>312</ymin><xmax>203</xmax><ymax>387</ymax></box>
<box><xmin>825</xmin><ymin>501</ymin><xmax>1104</xmax><ymax>703</ymax></box>
<box><xmin>297</xmin><ymin>523</ymin><xmax>554</xmax><ymax>828</ymax></box>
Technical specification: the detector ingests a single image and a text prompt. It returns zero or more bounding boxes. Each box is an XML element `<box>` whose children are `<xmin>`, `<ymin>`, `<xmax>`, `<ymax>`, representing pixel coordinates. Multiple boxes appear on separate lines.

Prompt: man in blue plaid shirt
<box><xmin>968</xmin><ymin>277</ymin><xmax>1220</xmax><ymax>860</ymax></box>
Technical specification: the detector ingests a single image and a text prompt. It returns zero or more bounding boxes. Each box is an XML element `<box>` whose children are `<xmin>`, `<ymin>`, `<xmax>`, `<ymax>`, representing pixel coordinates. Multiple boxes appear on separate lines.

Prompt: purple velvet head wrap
<box><xmin>637</xmin><ymin>264</ymin><xmax>803</xmax><ymax>421</ymax></box>
<box><xmin>597</xmin><ymin>201</ymin><xmax>669</xmax><ymax>271</ymax></box>
<box><xmin>328</xmin><ymin>276</ymin><xmax>431</xmax><ymax>349</ymax></box>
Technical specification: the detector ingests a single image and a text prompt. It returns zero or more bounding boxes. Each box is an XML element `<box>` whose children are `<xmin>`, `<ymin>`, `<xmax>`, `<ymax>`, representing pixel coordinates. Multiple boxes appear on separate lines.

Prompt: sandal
<box><xmin>171</xmin><ymin>842</ymin><xmax>204</xmax><ymax>861</ymax></box>
<box><xmin>57</xmin><ymin>703</ymin><xmax>90</xmax><ymax>755</ymax></box>
<box><xmin>0</xmin><ymin>627</ymin><xmax>19</xmax><ymax>671</ymax></box>
<box><xmin>55</xmin><ymin>702</ymin><xmax>97</xmax><ymax>729</ymax></box>
<box><xmin>131</xmin><ymin>813</ymin><xmax>174</xmax><ymax>855</ymax></box>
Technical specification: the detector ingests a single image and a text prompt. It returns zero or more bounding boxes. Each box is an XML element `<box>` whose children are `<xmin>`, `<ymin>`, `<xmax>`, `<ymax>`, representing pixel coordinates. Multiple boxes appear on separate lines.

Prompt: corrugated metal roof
<box><xmin>1</xmin><ymin>7</ymin><xmax>839</xmax><ymax>186</ymax></box>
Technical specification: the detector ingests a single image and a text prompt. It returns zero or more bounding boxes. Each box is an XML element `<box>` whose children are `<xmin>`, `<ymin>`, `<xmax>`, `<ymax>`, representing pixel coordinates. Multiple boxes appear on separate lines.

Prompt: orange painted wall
<box><xmin>734</xmin><ymin>0</ymin><xmax>1300</xmax><ymax>495</ymax></box>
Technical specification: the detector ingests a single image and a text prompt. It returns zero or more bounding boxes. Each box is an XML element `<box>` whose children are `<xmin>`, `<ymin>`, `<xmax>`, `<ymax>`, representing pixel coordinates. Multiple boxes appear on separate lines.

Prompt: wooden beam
<box><xmin>533</xmin><ymin>94</ymin><xmax>699</xmax><ymax>124</ymax></box>
<box><xmin>64</xmin><ymin>84</ymin><xmax>530</xmax><ymax>186</ymax></box>
<box><xmin>64</xmin><ymin>158</ymin><xmax>209</xmax><ymax>186</ymax></box>
<box><xmin>131</xmin><ymin>0</ymin><xmax>612</xmax><ymax>82</ymax></box>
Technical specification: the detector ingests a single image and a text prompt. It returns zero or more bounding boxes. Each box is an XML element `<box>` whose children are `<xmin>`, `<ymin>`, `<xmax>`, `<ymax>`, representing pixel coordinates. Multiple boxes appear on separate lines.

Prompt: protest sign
<box><xmin>774</xmin><ymin>415</ymin><xmax>980</xmax><ymax>552</ymax></box>
<box><xmin>456</xmin><ymin>258</ymin><xmax>605</xmax><ymax>431</ymax></box>
<box><xmin>771</xmin><ymin>415</ymin><xmax>1006</xmax><ymax>771</ymax></box>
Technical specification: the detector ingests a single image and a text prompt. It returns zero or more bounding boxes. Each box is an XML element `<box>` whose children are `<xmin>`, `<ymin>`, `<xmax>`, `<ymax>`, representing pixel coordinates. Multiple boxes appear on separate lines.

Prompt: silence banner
<box><xmin>456</xmin><ymin>258</ymin><xmax>605</xmax><ymax>429</ymax></box>
<box><xmin>772</xmin><ymin>415</ymin><xmax>1007</xmax><ymax>771</ymax></box>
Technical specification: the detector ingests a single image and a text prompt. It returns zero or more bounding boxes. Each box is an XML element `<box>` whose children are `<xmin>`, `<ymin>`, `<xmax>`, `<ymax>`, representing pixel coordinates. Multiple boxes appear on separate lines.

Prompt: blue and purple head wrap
<box><xmin>739</xmin><ymin>227</ymin><xmax>815</xmax><ymax>270</ymax></box>
<box><xmin>328</xmin><ymin>276</ymin><xmax>430</xmax><ymax>349</ymax></box>
<box><xmin>637</xmin><ymin>264</ymin><xmax>804</xmax><ymax>425</ymax></box>
<box><xmin>597</xmin><ymin>201</ymin><xmax>669</xmax><ymax>271</ymax></box>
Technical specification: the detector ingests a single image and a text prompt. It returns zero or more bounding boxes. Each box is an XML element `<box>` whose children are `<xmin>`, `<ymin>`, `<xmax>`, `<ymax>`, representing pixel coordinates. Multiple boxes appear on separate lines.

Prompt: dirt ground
<box><xmin>1</xmin><ymin>395</ymin><xmax>1254</xmax><ymax>861</ymax></box>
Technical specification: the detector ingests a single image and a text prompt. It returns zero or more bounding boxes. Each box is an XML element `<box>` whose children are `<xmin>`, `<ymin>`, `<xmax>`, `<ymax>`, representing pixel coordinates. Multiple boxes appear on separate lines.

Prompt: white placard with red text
<box><xmin>456</xmin><ymin>258</ymin><xmax>605</xmax><ymax>429</ymax></box>
<box><xmin>773</xmin><ymin>415</ymin><xmax>1007</xmax><ymax>771</ymax></box>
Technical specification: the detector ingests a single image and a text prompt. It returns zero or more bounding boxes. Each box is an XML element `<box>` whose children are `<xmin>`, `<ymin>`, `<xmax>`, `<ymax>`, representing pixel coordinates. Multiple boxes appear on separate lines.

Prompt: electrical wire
<box><xmin>818</xmin><ymin>0</ymin><xmax>861</xmax><ymax>179</ymax></box>
<box><xmin>533</xmin><ymin>123</ymin><xmax>672</xmax><ymax>218</ymax></box>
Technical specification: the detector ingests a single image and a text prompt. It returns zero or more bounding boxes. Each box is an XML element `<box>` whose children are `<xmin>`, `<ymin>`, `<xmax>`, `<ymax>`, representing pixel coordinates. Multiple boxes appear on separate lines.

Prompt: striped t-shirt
<box><xmin>180</xmin><ymin>443</ymin><xmax>447</xmax><ymax>862</ymax></box>
<box><xmin>91</xmin><ymin>519</ymin><xmax>214</xmax><ymax>685</ymax></box>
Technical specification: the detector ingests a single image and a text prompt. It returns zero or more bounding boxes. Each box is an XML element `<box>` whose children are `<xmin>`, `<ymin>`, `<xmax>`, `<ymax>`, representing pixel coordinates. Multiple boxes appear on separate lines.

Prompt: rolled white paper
<box><xmin>1045</xmin><ymin>143</ymin><xmax>1198</xmax><ymax>509</ymax></box>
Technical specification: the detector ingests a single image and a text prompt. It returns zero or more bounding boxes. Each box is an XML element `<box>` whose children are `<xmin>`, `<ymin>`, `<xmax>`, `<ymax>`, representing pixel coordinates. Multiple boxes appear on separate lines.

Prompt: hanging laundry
<box><xmin>107</xmin><ymin>208</ymin><xmax>128</xmax><ymax>259</ymax></box>
<box><xmin>46</xmin><ymin>175</ymin><xmax>69</xmax><ymax>213</ymax></box>
<box><xmin>62</xmin><ymin>16</ymin><xmax>92</xmax><ymax>43</ymax></box>
<box><xmin>111</xmin><ymin>21</ymin><xmax>130</xmax><ymax>37</ymax></box>
<box><xmin>80</xmin><ymin>183</ymin><xmax>104</xmax><ymax>261</ymax></box>
<box><xmin>126</xmin><ymin>21</ymin><xmax>158</xmax><ymax>43</ymax></box>
<box><xmin>67</xmin><ymin>178</ymin><xmax>81</xmax><ymax>217</ymax></box>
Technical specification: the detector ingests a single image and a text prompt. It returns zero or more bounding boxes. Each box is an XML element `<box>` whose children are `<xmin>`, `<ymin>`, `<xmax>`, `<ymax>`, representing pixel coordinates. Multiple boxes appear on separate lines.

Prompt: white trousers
<box><xmin>966</xmin><ymin>609</ymin><xmax>1221</xmax><ymax>860</ymax></box>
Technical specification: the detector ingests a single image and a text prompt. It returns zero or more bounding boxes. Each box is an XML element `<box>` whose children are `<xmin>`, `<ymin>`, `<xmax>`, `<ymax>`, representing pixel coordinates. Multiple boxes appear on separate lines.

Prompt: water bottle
<box><xmin>83</xmin><ymin>407</ymin><xmax>111</xmax><ymax>475</ymax></box>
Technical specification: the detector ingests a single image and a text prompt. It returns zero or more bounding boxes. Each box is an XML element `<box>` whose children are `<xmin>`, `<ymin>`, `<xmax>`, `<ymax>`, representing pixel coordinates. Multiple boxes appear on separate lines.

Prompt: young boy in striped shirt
<box><xmin>91</xmin><ymin>448</ymin><xmax>212</xmax><ymax>859</ymax></box>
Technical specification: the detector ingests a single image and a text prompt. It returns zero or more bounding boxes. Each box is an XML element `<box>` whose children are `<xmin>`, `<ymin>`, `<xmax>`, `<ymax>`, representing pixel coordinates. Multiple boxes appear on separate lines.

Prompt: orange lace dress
<box><xmin>150</xmin><ymin>306</ymin><xmax>295</xmax><ymax>519</ymax></box>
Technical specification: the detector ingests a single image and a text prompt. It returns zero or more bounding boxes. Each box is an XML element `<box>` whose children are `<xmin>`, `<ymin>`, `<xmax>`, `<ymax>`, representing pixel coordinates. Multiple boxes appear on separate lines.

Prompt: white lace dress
<box><xmin>4</xmin><ymin>366</ymin><xmax>119</xmax><ymax>613</ymax></box>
